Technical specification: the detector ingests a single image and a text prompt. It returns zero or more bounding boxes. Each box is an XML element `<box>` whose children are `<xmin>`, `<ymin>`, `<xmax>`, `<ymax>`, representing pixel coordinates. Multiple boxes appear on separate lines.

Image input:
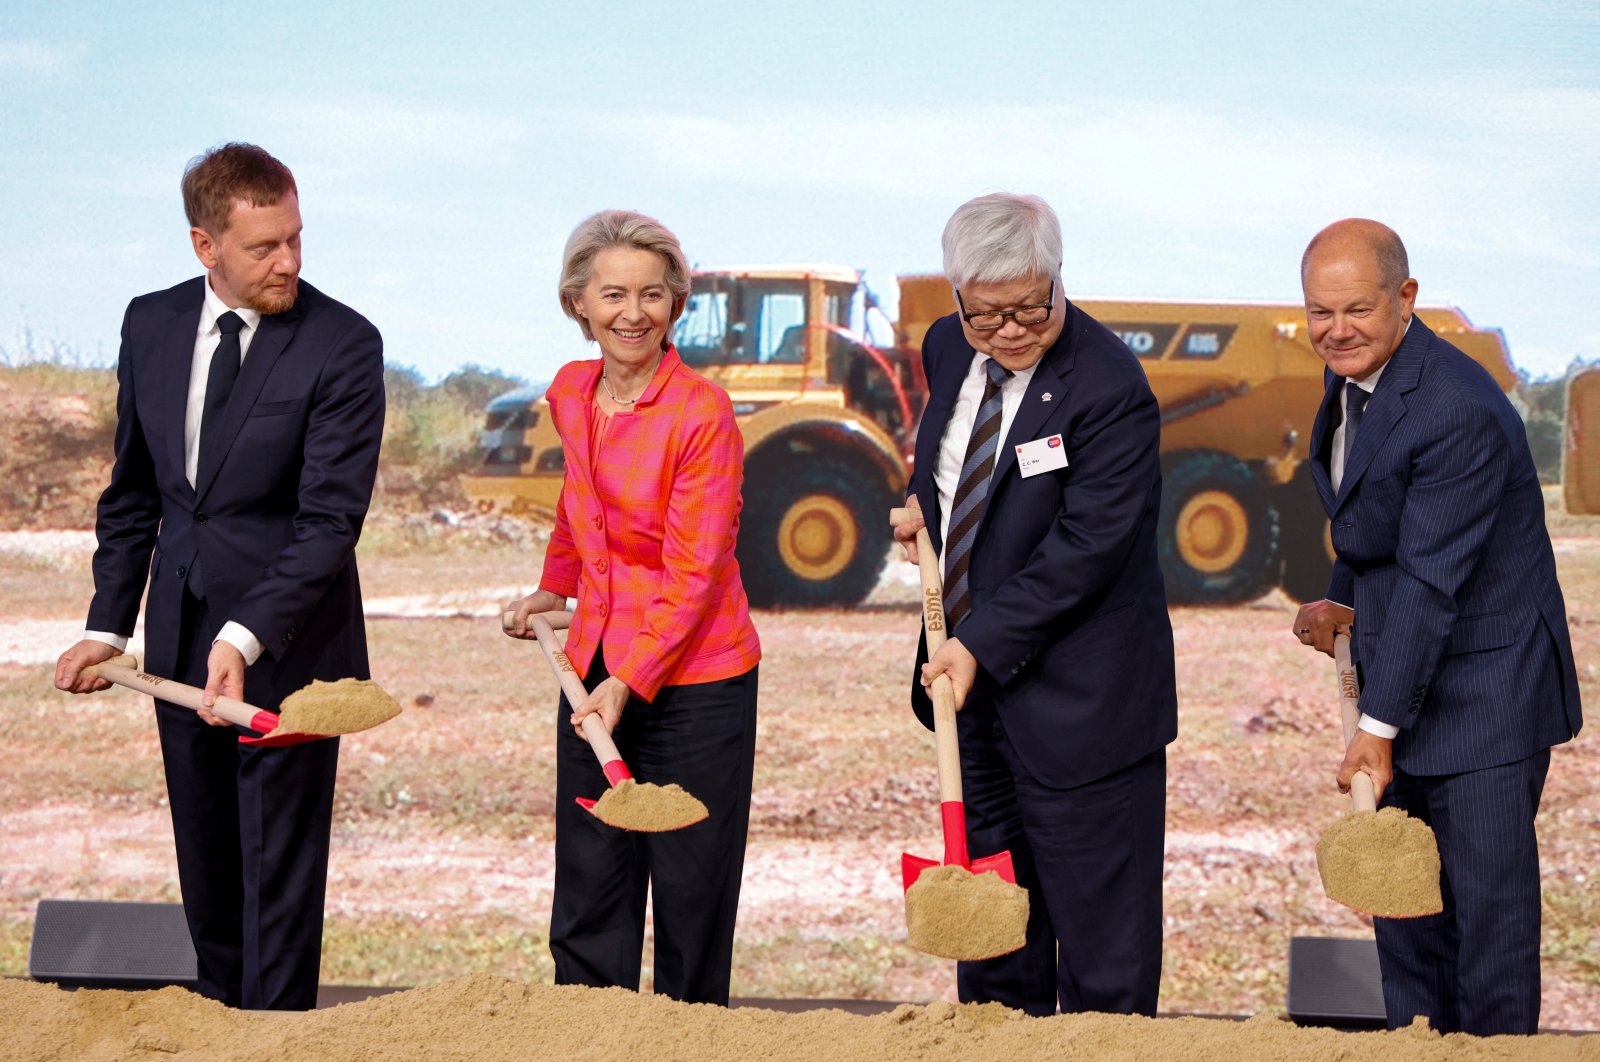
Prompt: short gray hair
<box><xmin>1301</xmin><ymin>218</ymin><xmax>1410</xmax><ymax>291</ymax></box>
<box><xmin>941</xmin><ymin>192</ymin><xmax>1063</xmax><ymax>289</ymax></box>
<box><xmin>558</xmin><ymin>209</ymin><xmax>692</xmax><ymax>343</ymax></box>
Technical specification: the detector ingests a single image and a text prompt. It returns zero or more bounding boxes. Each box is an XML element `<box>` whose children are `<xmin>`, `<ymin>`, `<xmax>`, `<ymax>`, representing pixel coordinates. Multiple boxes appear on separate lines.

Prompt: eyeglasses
<box><xmin>956</xmin><ymin>281</ymin><xmax>1055</xmax><ymax>331</ymax></box>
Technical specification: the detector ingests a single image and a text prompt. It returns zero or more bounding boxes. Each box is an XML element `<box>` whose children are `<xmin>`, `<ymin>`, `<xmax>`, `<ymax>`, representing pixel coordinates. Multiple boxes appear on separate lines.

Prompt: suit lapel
<box><xmin>990</xmin><ymin>303</ymin><xmax>1078</xmax><ymax>488</ymax></box>
<box><xmin>195</xmin><ymin>304</ymin><xmax>297</xmax><ymax>502</ymax></box>
<box><xmin>560</xmin><ymin>361</ymin><xmax>602</xmax><ymax>498</ymax></box>
<box><xmin>1332</xmin><ymin>320</ymin><xmax>1428</xmax><ymax>510</ymax></box>
<box><xmin>162</xmin><ymin>283</ymin><xmax>204</xmax><ymax>495</ymax></box>
<box><xmin>1308</xmin><ymin>371</ymin><xmax>1339</xmax><ymax>513</ymax></box>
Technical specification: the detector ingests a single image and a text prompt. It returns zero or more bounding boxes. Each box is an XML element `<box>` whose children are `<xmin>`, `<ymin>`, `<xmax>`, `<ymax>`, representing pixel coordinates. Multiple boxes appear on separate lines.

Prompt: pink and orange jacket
<box><xmin>539</xmin><ymin>347</ymin><xmax>761</xmax><ymax>700</ymax></box>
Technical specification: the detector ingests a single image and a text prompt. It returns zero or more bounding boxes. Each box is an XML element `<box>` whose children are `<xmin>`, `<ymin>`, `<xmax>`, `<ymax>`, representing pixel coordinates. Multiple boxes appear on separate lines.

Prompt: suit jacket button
<box><xmin>195</xmin><ymin>512</ymin><xmax>207</xmax><ymax>524</ymax></box>
<box><xmin>596</xmin><ymin>559</ymin><xmax>608</xmax><ymax>574</ymax></box>
<box><xmin>176</xmin><ymin>565</ymin><xmax>187</xmax><ymax>578</ymax></box>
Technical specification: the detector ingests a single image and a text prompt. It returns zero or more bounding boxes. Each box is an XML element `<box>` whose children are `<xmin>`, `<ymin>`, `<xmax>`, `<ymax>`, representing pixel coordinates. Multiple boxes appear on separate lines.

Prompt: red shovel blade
<box><xmin>901</xmin><ymin>849</ymin><xmax>1019</xmax><ymax>892</ymax></box>
<box><xmin>238</xmin><ymin>730</ymin><xmax>328</xmax><ymax>747</ymax></box>
<box><xmin>902</xmin><ymin>852</ymin><xmax>938</xmax><ymax>892</ymax></box>
<box><xmin>971</xmin><ymin>850</ymin><xmax>1017</xmax><ymax>884</ymax></box>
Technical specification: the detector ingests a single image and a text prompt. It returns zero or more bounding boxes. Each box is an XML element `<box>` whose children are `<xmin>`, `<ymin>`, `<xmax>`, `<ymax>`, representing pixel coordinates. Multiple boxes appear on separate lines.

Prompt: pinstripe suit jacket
<box><xmin>1309</xmin><ymin>318</ymin><xmax>1581</xmax><ymax>774</ymax></box>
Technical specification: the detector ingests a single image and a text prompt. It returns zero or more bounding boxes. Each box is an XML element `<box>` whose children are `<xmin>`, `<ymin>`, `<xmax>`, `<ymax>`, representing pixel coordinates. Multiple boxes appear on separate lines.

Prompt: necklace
<box><xmin>600</xmin><ymin>370</ymin><xmax>639</xmax><ymax>405</ymax></box>
<box><xmin>600</xmin><ymin>355</ymin><xmax>660</xmax><ymax>405</ymax></box>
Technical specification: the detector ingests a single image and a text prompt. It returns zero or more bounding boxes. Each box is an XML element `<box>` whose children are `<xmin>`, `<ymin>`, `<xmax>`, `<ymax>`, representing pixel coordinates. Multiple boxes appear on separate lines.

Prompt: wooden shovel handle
<box><xmin>893</xmin><ymin>513</ymin><xmax>963</xmax><ymax>807</ymax></box>
<box><xmin>1333</xmin><ymin>632</ymin><xmax>1378</xmax><ymax>813</ymax></box>
<box><xmin>502</xmin><ymin>609</ymin><xmax>572</xmax><ymax>634</ymax></box>
<box><xmin>84</xmin><ymin>655</ymin><xmax>279</xmax><ymax>733</ymax></box>
<box><xmin>526</xmin><ymin>612</ymin><xmax>627</xmax><ymax>771</ymax></box>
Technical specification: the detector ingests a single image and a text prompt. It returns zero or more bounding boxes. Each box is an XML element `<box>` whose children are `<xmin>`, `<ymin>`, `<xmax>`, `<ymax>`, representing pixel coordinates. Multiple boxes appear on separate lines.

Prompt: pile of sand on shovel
<box><xmin>905</xmin><ymin>865</ymin><xmax>1030</xmax><ymax>961</ymax></box>
<box><xmin>1316</xmin><ymin>806</ymin><xmax>1443</xmax><ymax>918</ymax></box>
<box><xmin>591</xmin><ymin>779</ymin><xmax>709</xmax><ymax>832</ymax></box>
<box><xmin>267</xmin><ymin>678</ymin><xmax>402</xmax><ymax>738</ymax></box>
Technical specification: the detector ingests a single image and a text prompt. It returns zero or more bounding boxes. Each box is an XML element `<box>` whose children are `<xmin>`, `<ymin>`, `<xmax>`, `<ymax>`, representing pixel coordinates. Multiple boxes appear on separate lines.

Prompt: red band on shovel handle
<box><xmin>249</xmin><ymin>710</ymin><xmax>280</xmax><ymax>734</ymax></box>
<box><xmin>940</xmin><ymin>801</ymin><xmax>970</xmax><ymax>868</ymax></box>
<box><xmin>602</xmin><ymin>759</ymin><xmax>633</xmax><ymax>787</ymax></box>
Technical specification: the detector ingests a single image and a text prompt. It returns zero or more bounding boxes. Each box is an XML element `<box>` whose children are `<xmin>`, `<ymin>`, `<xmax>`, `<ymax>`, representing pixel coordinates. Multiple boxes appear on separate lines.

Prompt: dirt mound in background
<box><xmin>0</xmin><ymin>366</ymin><xmax>116</xmax><ymax>530</ymax></box>
<box><xmin>4</xmin><ymin>976</ymin><xmax>1593</xmax><ymax>1062</ymax></box>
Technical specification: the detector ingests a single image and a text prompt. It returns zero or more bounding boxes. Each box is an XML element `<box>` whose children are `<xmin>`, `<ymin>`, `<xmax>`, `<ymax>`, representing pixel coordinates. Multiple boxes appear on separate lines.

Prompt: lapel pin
<box><xmin>1041</xmin><ymin>392</ymin><xmax>1053</xmax><ymax>402</ymax></box>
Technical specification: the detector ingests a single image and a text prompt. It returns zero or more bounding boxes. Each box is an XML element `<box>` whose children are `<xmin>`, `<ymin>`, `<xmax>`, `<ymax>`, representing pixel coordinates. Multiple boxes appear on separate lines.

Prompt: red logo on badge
<box><xmin>1047</xmin><ymin>436</ymin><xmax>1062</xmax><ymax>448</ymax></box>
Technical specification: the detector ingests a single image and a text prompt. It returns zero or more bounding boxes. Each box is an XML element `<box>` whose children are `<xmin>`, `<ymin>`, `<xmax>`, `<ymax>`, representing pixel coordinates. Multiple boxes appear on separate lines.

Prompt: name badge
<box><xmin>1015</xmin><ymin>434</ymin><xmax>1068</xmax><ymax>477</ymax></box>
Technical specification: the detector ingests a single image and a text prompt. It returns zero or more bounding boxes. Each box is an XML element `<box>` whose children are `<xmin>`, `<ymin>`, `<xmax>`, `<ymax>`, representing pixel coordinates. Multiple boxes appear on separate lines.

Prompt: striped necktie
<box><xmin>944</xmin><ymin>358</ymin><xmax>1012</xmax><ymax>629</ymax></box>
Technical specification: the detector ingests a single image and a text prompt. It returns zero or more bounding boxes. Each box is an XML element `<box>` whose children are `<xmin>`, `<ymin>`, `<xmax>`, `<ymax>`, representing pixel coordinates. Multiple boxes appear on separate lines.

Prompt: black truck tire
<box><xmin>1277</xmin><ymin>467</ymin><xmax>1337</xmax><ymax>604</ymax></box>
<box><xmin>738</xmin><ymin>458</ymin><xmax>890</xmax><ymax>607</ymax></box>
<box><xmin>1158</xmin><ymin>451</ymin><xmax>1281</xmax><ymax>605</ymax></box>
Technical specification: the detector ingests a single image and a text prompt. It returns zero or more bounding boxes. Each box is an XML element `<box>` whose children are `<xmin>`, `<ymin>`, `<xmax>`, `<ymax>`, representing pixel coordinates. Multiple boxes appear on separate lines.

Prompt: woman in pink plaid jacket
<box><xmin>504</xmin><ymin>210</ymin><xmax>761</xmax><ymax>1006</ymax></box>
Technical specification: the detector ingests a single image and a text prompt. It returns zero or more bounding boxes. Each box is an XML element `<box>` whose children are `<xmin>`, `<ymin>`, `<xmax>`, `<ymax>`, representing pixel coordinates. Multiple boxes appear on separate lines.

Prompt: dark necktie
<box><xmin>943</xmin><ymin>358</ymin><xmax>1012</xmax><ymax>629</ymax></box>
<box><xmin>1342</xmin><ymin>382</ymin><xmax>1370</xmax><ymax>471</ymax></box>
<box><xmin>200</xmin><ymin>311</ymin><xmax>245</xmax><ymax>466</ymax></box>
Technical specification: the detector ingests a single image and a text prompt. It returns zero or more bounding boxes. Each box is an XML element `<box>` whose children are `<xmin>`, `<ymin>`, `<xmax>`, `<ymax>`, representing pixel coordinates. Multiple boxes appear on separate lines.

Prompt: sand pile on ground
<box><xmin>4</xmin><ymin>976</ymin><xmax>1594</xmax><ymax>1062</ymax></box>
<box><xmin>1317</xmin><ymin>806</ymin><xmax>1443</xmax><ymax>918</ymax></box>
<box><xmin>904</xmin><ymin>865</ymin><xmax>1029</xmax><ymax>960</ymax></box>
<box><xmin>590</xmin><ymin>778</ymin><xmax>709</xmax><ymax>831</ymax></box>
<box><xmin>270</xmin><ymin>678</ymin><xmax>402</xmax><ymax>738</ymax></box>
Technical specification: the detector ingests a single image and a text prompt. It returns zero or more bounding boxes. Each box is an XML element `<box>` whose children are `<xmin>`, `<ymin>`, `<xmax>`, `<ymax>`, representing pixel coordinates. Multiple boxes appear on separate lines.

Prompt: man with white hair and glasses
<box><xmin>893</xmin><ymin>192</ymin><xmax>1176</xmax><ymax>1016</ymax></box>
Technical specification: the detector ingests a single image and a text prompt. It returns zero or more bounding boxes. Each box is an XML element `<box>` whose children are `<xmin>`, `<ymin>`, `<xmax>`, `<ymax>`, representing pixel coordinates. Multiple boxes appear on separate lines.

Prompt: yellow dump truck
<box><xmin>464</xmin><ymin>266</ymin><xmax>918</xmax><ymax>607</ymax></box>
<box><xmin>464</xmin><ymin>267</ymin><xmax>1519</xmax><ymax>607</ymax></box>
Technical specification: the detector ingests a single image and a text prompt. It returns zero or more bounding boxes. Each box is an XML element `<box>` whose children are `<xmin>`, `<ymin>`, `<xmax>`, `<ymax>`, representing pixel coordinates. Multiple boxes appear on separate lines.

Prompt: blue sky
<box><xmin>2</xmin><ymin>1</ymin><xmax>1597</xmax><ymax>384</ymax></box>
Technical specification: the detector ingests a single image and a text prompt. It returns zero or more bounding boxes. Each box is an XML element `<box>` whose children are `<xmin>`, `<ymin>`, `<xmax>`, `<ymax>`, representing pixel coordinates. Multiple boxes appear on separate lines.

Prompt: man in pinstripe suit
<box><xmin>1291</xmin><ymin>219</ymin><xmax>1582</xmax><ymax>1035</ymax></box>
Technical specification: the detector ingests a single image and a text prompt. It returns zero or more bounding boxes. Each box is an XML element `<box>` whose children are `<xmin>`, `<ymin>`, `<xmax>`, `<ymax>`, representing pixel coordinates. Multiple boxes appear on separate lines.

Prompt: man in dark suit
<box><xmin>1292</xmin><ymin>218</ymin><xmax>1581</xmax><ymax>1035</ymax></box>
<box><xmin>891</xmin><ymin>192</ymin><xmax>1177</xmax><ymax>1016</ymax></box>
<box><xmin>54</xmin><ymin>142</ymin><xmax>385</xmax><ymax>1011</ymax></box>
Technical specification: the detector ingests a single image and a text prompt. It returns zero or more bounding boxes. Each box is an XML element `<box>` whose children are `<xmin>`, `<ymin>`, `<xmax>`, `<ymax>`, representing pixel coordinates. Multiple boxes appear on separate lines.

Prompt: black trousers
<box><xmin>954</xmin><ymin>697</ymin><xmax>1166</xmax><ymax>1017</ymax></box>
<box><xmin>550</xmin><ymin>653</ymin><xmax>758</xmax><ymax>1005</ymax></box>
<box><xmin>155</xmin><ymin>588</ymin><xmax>340</xmax><ymax>1010</ymax></box>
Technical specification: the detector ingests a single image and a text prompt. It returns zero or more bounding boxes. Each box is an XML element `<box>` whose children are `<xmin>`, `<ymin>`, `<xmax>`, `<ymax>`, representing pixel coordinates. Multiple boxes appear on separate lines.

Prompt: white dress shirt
<box><xmin>933</xmin><ymin>354</ymin><xmax>1039</xmax><ymax>560</ymax></box>
<box><xmin>86</xmin><ymin>276</ymin><xmax>267</xmax><ymax>666</ymax></box>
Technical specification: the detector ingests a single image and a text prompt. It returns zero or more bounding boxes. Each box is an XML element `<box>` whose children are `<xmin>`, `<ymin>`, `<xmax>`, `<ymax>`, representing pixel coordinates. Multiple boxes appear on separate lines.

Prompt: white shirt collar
<box><xmin>199</xmin><ymin>276</ymin><xmax>263</xmax><ymax>336</ymax></box>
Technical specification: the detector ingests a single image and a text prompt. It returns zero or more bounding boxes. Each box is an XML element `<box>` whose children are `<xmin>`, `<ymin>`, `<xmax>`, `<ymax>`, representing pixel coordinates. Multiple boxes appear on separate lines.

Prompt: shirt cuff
<box><xmin>84</xmin><ymin>630</ymin><xmax>129</xmax><ymax>651</ymax></box>
<box><xmin>215</xmin><ymin>622</ymin><xmax>265</xmax><ymax>666</ymax></box>
<box><xmin>1357</xmin><ymin>713</ymin><xmax>1400</xmax><ymax>739</ymax></box>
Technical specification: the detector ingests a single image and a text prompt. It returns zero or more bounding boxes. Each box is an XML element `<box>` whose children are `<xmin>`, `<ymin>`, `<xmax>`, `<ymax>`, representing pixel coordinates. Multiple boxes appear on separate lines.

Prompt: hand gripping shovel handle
<box><xmin>914</xmin><ymin>527</ymin><xmax>969</xmax><ymax>869</ymax></box>
<box><xmin>1334</xmin><ymin>632</ymin><xmax>1378</xmax><ymax>813</ymax></box>
<box><xmin>893</xmin><ymin>509</ymin><xmax>1015</xmax><ymax>888</ymax></box>
<box><xmin>525</xmin><ymin>612</ymin><xmax>633</xmax><ymax>788</ymax></box>
<box><xmin>81</xmin><ymin>655</ymin><xmax>309</xmax><ymax>746</ymax></box>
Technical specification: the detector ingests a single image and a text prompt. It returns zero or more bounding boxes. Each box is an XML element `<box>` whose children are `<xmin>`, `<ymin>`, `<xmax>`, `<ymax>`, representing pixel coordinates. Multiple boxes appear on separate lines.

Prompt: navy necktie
<box><xmin>200</xmin><ymin>311</ymin><xmax>245</xmax><ymax>465</ymax></box>
<box><xmin>1343</xmin><ymin>382</ymin><xmax>1370</xmax><ymax>471</ymax></box>
<box><xmin>943</xmin><ymin>358</ymin><xmax>1012</xmax><ymax>629</ymax></box>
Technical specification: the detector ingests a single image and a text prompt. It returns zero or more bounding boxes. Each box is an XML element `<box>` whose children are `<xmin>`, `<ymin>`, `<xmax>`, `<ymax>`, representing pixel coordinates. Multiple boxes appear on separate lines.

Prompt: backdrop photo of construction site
<box><xmin>3</xmin><ymin>266</ymin><xmax>1598</xmax><ymax>1046</ymax></box>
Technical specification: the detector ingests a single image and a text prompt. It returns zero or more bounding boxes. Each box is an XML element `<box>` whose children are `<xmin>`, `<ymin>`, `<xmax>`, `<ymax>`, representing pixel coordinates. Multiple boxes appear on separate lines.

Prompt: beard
<box><xmin>246</xmin><ymin>276</ymin><xmax>299</xmax><ymax>315</ymax></box>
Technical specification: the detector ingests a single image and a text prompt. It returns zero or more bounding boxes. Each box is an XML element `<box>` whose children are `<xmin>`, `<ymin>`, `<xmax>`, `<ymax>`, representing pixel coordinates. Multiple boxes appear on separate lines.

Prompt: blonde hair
<box><xmin>558</xmin><ymin>210</ymin><xmax>692</xmax><ymax>344</ymax></box>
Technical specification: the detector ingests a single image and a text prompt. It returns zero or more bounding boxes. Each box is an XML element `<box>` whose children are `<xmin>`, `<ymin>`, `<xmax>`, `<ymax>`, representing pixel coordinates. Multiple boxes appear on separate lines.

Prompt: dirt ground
<box><xmin>1</xmin><ymin>504</ymin><xmax>1597</xmax><ymax>1031</ymax></box>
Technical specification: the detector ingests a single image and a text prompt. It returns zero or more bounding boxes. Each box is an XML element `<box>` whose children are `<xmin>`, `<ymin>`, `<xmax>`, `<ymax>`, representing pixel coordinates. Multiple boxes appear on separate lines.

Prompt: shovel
<box><xmin>895</xmin><ymin>517</ymin><xmax>1017</xmax><ymax>890</ymax></box>
<box><xmin>81</xmin><ymin>655</ymin><xmax>396</xmax><ymax>747</ymax></box>
<box><xmin>513</xmin><ymin>609</ymin><xmax>707</xmax><ymax>832</ymax></box>
<box><xmin>1314</xmin><ymin>632</ymin><xmax>1443</xmax><ymax>918</ymax></box>
<box><xmin>893</xmin><ymin>515</ymin><xmax>1028</xmax><ymax>961</ymax></box>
